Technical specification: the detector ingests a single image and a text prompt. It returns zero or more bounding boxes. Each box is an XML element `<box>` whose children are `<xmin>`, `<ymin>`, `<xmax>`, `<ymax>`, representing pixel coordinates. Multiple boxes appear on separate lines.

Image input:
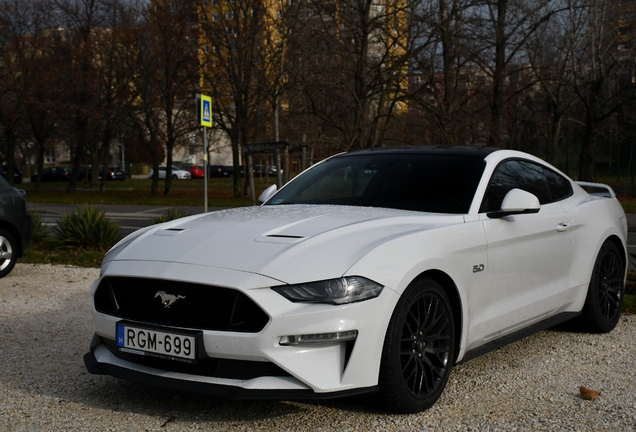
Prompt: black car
<box><xmin>209</xmin><ymin>165</ymin><xmax>233</xmax><ymax>177</ymax></box>
<box><xmin>100</xmin><ymin>166</ymin><xmax>125</xmax><ymax>181</ymax></box>
<box><xmin>268</xmin><ymin>166</ymin><xmax>282</xmax><ymax>176</ymax></box>
<box><xmin>253</xmin><ymin>164</ymin><xmax>267</xmax><ymax>177</ymax></box>
<box><xmin>0</xmin><ymin>166</ymin><xmax>23</xmax><ymax>184</ymax></box>
<box><xmin>31</xmin><ymin>167</ymin><xmax>72</xmax><ymax>182</ymax></box>
<box><xmin>78</xmin><ymin>166</ymin><xmax>125</xmax><ymax>181</ymax></box>
<box><xmin>0</xmin><ymin>175</ymin><xmax>30</xmax><ymax>277</ymax></box>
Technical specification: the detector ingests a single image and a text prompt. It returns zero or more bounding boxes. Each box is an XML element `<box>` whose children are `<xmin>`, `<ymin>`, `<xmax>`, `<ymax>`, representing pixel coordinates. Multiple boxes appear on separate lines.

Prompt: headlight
<box><xmin>272</xmin><ymin>276</ymin><xmax>383</xmax><ymax>305</ymax></box>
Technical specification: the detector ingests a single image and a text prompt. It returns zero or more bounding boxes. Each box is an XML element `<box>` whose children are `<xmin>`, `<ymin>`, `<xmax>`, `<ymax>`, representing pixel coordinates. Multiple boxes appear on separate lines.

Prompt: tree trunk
<box><xmin>578</xmin><ymin>114</ymin><xmax>596</xmax><ymax>181</ymax></box>
<box><xmin>489</xmin><ymin>0</ymin><xmax>508</xmax><ymax>147</ymax></box>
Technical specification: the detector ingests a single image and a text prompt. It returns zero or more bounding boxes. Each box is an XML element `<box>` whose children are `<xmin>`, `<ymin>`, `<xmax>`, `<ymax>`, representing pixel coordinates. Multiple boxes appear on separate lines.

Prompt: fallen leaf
<box><xmin>579</xmin><ymin>386</ymin><xmax>601</xmax><ymax>400</ymax></box>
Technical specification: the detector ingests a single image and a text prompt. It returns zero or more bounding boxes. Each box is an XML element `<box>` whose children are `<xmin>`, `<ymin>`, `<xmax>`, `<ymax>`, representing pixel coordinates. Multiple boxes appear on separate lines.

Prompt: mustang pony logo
<box><xmin>155</xmin><ymin>291</ymin><xmax>186</xmax><ymax>308</ymax></box>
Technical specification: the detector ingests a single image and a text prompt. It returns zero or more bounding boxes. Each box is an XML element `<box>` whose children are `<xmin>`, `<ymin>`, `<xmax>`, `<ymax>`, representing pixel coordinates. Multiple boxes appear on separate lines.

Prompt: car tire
<box><xmin>378</xmin><ymin>277</ymin><xmax>456</xmax><ymax>413</ymax></box>
<box><xmin>0</xmin><ymin>228</ymin><xmax>18</xmax><ymax>278</ymax></box>
<box><xmin>172</xmin><ymin>174</ymin><xmax>177</xmax><ymax>179</ymax></box>
<box><xmin>578</xmin><ymin>240</ymin><xmax>624</xmax><ymax>333</ymax></box>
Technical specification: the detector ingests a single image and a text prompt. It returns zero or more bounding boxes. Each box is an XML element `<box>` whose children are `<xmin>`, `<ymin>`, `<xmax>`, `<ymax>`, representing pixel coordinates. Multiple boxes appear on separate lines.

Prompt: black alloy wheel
<box><xmin>379</xmin><ymin>277</ymin><xmax>456</xmax><ymax>413</ymax></box>
<box><xmin>580</xmin><ymin>240</ymin><xmax>624</xmax><ymax>333</ymax></box>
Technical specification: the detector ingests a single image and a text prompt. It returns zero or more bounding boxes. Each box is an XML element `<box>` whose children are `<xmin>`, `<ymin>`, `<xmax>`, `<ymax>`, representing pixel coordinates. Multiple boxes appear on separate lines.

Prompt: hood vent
<box><xmin>266</xmin><ymin>234</ymin><xmax>304</xmax><ymax>239</ymax></box>
<box><xmin>253</xmin><ymin>234</ymin><xmax>306</xmax><ymax>244</ymax></box>
<box><xmin>154</xmin><ymin>228</ymin><xmax>187</xmax><ymax>237</ymax></box>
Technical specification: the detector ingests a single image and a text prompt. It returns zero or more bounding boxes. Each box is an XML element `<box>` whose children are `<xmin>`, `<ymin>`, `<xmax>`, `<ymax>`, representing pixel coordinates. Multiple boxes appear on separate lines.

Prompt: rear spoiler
<box><xmin>575</xmin><ymin>181</ymin><xmax>616</xmax><ymax>198</ymax></box>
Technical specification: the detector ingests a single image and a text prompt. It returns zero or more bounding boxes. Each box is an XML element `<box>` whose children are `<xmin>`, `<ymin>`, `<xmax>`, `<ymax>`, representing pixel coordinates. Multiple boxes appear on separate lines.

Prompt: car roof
<box><xmin>337</xmin><ymin>145</ymin><xmax>499</xmax><ymax>160</ymax></box>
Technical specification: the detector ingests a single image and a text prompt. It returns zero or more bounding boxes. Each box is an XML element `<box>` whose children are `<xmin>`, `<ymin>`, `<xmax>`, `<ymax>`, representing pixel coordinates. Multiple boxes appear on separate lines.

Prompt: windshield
<box><xmin>265</xmin><ymin>153</ymin><xmax>486</xmax><ymax>214</ymax></box>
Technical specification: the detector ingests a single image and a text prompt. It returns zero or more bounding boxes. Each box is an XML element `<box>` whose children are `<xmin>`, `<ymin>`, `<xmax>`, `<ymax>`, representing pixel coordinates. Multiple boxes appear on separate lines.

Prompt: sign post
<box><xmin>197</xmin><ymin>94</ymin><xmax>213</xmax><ymax>212</ymax></box>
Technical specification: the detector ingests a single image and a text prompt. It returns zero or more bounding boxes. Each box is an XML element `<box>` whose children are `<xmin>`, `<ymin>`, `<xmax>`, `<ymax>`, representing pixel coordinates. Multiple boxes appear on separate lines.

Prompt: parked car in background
<box><xmin>102</xmin><ymin>166</ymin><xmax>125</xmax><ymax>181</ymax></box>
<box><xmin>148</xmin><ymin>166</ymin><xmax>192</xmax><ymax>180</ymax></box>
<box><xmin>0</xmin><ymin>175</ymin><xmax>30</xmax><ymax>278</ymax></box>
<box><xmin>30</xmin><ymin>167</ymin><xmax>72</xmax><ymax>182</ymax></box>
<box><xmin>182</xmin><ymin>164</ymin><xmax>205</xmax><ymax>179</ymax></box>
<box><xmin>209</xmin><ymin>165</ymin><xmax>232</xmax><ymax>177</ymax></box>
<box><xmin>268</xmin><ymin>166</ymin><xmax>282</xmax><ymax>176</ymax></box>
<box><xmin>251</xmin><ymin>165</ymin><xmax>280</xmax><ymax>177</ymax></box>
<box><xmin>80</xmin><ymin>166</ymin><xmax>125</xmax><ymax>181</ymax></box>
<box><xmin>84</xmin><ymin>147</ymin><xmax>628</xmax><ymax>413</ymax></box>
<box><xmin>0</xmin><ymin>166</ymin><xmax>23</xmax><ymax>184</ymax></box>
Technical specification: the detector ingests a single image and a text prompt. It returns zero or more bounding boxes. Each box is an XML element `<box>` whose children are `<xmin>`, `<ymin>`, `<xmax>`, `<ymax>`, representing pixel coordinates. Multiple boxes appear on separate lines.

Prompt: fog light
<box><xmin>279</xmin><ymin>330</ymin><xmax>358</xmax><ymax>346</ymax></box>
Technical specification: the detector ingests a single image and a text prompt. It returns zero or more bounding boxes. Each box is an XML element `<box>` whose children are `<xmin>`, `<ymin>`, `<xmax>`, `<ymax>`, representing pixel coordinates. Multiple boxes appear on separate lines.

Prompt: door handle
<box><xmin>556</xmin><ymin>223</ymin><xmax>571</xmax><ymax>232</ymax></box>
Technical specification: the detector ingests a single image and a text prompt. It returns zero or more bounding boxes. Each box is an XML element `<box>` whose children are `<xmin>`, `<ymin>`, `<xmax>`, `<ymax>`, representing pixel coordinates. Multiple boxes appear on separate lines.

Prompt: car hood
<box><xmin>105</xmin><ymin>205</ymin><xmax>464</xmax><ymax>285</ymax></box>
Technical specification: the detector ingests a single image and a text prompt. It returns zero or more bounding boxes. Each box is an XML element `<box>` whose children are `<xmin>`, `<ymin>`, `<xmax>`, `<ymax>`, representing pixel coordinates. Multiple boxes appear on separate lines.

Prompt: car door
<box><xmin>470</xmin><ymin>159</ymin><xmax>576</xmax><ymax>344</ymax></box>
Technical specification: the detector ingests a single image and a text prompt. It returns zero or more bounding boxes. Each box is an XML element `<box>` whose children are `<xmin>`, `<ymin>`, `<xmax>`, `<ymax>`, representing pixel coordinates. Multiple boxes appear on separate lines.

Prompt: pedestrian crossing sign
<box><xmin>199</xmin><ymin>94</ymin><xmax>212</xmax><ymax>128</ymax></box>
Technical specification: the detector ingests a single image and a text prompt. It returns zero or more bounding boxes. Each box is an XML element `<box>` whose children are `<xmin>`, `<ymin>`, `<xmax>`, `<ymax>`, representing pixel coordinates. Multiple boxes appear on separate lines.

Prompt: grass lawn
<box><xmin>23</xmin><ymin>241</ymin><xmax>105</xmax><ymax>267</ymax></box>
<box><xmin>618</xmin><ymin>197</ymin><xmax>636</xmax><ymax>214</ymax></box>
<box><xmin>20</xmin><ymin>177</ymin><xmax>275</xmax><ymax>207</ymax></box>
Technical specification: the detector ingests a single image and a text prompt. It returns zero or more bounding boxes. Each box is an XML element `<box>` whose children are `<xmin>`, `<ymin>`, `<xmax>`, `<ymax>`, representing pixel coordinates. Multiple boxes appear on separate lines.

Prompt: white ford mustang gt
<box><xmin>85</xmin><ymin>147</ymin><xmax>627</xmax><ymax>413</ymax></box>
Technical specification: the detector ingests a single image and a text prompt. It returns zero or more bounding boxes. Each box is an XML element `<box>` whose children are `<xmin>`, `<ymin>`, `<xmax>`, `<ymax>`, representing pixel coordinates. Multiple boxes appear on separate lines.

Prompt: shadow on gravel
<box><xmin>78</xmin><ymin>377</ymin><xmax>380</xmax><ymax>419</ymax></box>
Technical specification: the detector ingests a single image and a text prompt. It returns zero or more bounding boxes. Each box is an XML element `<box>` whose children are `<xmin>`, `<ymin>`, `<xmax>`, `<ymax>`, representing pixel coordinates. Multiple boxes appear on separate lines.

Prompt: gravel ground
<box><xmin>1</xmin><ymin>263</ymin><xmax>635</xmax><ymax>431</ymax></box>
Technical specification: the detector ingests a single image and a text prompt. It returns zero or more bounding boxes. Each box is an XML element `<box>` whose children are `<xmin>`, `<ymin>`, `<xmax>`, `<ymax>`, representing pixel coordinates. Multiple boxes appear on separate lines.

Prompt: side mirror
<box><xmin>487</xmin><ymin>188</ymin><xmax>540</xmax><ymax>219</ymax></box>
<box><xmin>258</xmin><ymin>184</ymin><xmax>278</xmax><ymax>203</ymax></box>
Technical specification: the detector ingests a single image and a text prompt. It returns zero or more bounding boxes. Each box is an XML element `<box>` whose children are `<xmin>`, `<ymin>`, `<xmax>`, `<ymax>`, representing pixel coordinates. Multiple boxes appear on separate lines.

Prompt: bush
<box><xmin>51</xmin><ymin>205</ymin><xmax>121</xmax><ymax>251</ymax></box>
<box><xmin>29</xmin><ymin>211</ymin><xmax>49</xmax><ymax>244</ymax></box>
<box><xmin>152</xmin><ymin>208</ymin><xmax>191</xmax><ymax>224</ymax></box>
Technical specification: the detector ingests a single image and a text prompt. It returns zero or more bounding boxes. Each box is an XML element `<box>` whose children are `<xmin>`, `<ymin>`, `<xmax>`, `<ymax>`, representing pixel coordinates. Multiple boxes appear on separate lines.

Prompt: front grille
<box><xmin>94</xmin><ymin>277</ymin><xmax>269</xmax><ymax>332</ymax></box>
<box><xmin>102</xmin><ymin>339</ymin><xmax>290</xmax><ymax>379</ymax></box>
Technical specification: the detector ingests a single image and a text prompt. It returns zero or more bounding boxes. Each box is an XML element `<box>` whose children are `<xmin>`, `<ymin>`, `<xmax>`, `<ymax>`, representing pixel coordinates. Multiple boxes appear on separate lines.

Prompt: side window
<box><xmin>543</xmin><ymin>168</ymin><xmax>573</xmax><ymax>201</ymax></box>
<box><xmin>481</xmin><ymin>159</ymin><xmax>552</xmax><ymax>212</ymax></box>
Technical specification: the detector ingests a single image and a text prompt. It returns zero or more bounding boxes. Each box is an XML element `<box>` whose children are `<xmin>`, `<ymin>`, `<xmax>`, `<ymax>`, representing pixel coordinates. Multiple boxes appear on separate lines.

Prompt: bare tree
<box><xmin>0</xmin><ymin>0</ymin><xmax>38</xmax><ymax>185</ymax></box>
<box><xmin>409</xmin><ymin>0</ymin><xmax>488</xmax><ymax>145</ymax></box>
<box><xmin>11</xmin><ymin>1</ymin><xmax>60</xmax><ymax>190</ymax></box>
<box><xmin>567</xmin><ymin>0</ymin><xmax>636</xmax><ymax>180</ymax></box>
<box><xmin>199</xmin><ymin>0</ymin><xmax>270</xmax><ymax>198</ymax></box>
<box><xmin>1</xmin><ymin>0</ymin><xmax>635</xmax><ymax>193</ymax></box>
<box><xmin>466</xmin><ymin>0</ymin><xmax>563</xmax><ymax>147</ymax></box>
<box><xmin>91</xmin><ymin>0</ymin><xmax>138</xmax><ymax>192</ymax></box>
<box><xmin>291</xmin><ymin>0</ymin><xmax>412</xmax><ymax>151</ymax></box>
<box><xmin>50</xmin><ymin>0</ymin><xmax>110</xmax><ymax>193</ymax></box>
<box><xmin>517</xmin><ymin>0</ymin><xmax>587</xmax><ymax>169</ymax></box>
<box><xmin>147</xmin><ymin>0</ymin><xmax>199</xmax><ymax>196</ymax></box>
<box><xmin>121</xmin><ymin>0</ymin><xmax>167</xmax><ymax>197</ymax></box>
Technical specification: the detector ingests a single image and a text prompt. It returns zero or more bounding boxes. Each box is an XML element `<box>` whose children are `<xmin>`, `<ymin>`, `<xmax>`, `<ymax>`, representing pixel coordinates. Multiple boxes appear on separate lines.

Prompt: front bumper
<box><xmin>83</xmin><ymin>344</ymin><xmax>377</xmax><ymax>400</ymax></box>
<box><xmin>86</xmin><ymin>261</ymin><xmax>400</xmax><ymax>397</ymax></box>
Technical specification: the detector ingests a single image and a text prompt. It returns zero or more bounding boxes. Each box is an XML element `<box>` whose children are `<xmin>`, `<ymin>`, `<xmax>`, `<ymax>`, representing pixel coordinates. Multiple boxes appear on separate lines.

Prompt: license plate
<box><xmin>116</xmin><ymin>322</ymin><xmax>198</xmax><ymax>363</ymax></box>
